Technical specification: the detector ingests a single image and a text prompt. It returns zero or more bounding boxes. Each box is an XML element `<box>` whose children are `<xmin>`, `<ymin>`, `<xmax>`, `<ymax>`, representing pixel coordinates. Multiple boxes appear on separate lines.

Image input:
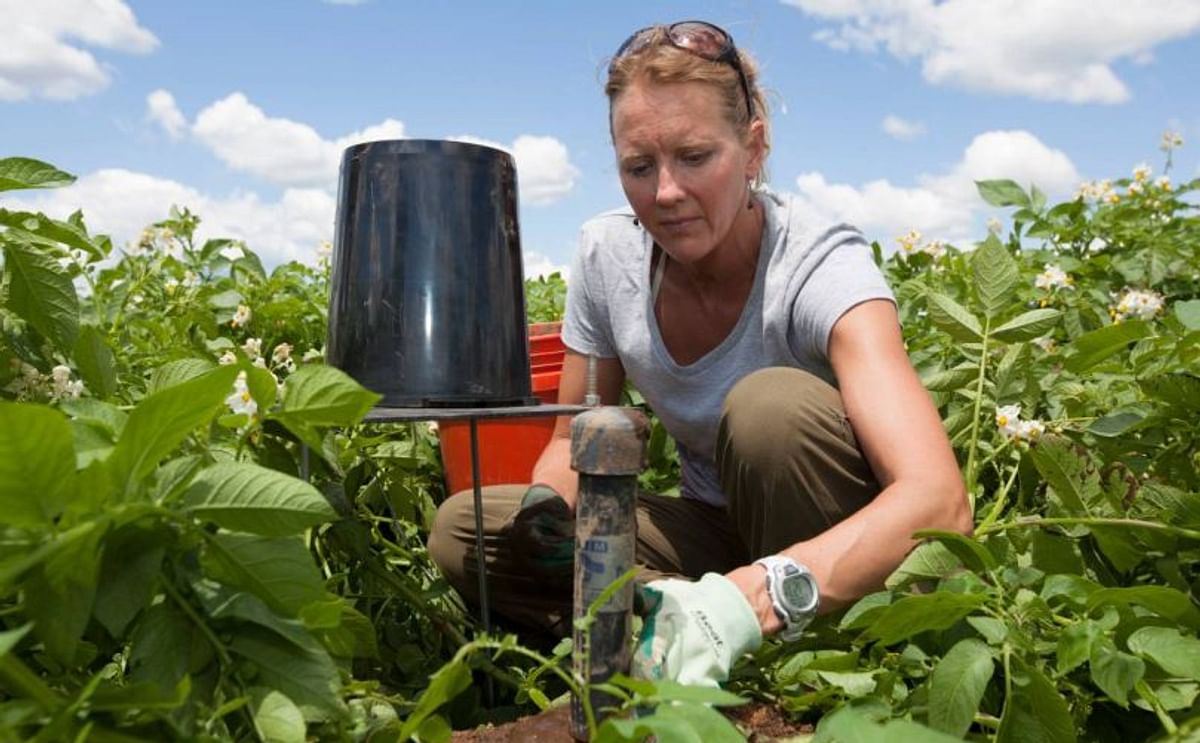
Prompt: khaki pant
<box><xmin>427</xmin><ymin>367</ymin><xmax>879</xmax><ymax>632</ymax></box>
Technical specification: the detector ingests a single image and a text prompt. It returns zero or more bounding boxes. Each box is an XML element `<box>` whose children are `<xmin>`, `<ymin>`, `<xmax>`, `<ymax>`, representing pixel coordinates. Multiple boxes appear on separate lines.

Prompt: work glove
<box><xmin>509</xmin><ymin>483</ymin><xmax>574</xmax><ymax>579</ymax></box>
<box><xmin>632</xmin><ymin>573</ymin><xmax>763</xmax><ymax>688</ymax></box>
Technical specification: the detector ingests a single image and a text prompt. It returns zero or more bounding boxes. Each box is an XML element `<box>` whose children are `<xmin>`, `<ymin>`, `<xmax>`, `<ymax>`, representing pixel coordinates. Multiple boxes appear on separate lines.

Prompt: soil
<box><xmin>450</xmin><ymin>702</ymin><xmax>813</xmax><ymax>742</ymax></box>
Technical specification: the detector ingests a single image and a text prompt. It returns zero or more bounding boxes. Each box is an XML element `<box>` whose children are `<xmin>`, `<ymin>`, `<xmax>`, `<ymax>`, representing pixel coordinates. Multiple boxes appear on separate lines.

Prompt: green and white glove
<box><xmin>509</xmin><ymin>483</ymin><xmax>574</xmax><ymax>579</ymax></box>
<box><xmin>632</xmin><ymin>573</ymin><xmax>763</xmax><ymax>688</ymax></box>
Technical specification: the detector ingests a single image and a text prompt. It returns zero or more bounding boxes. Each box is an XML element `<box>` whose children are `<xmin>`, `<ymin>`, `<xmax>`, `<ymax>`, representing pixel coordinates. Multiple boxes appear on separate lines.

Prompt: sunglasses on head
<box><xmin>611</xmin><ymin>20</ymin><xmax>754</xmax><ymax>120</ymax></box>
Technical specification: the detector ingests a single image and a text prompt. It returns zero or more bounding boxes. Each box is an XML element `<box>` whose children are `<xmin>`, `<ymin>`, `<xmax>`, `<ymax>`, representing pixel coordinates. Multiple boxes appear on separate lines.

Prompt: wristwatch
<box><xmin>754</xmin><ymin>555</ymin><xmax>820</xmax><ymax>641</ymax></box>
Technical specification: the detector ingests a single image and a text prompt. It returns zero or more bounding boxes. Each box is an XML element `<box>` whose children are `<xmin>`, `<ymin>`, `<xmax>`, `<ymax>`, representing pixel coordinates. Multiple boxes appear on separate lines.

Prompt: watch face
<box><xmin>781</xmin><ymin>573</ymin><xmax>816</xmax><ymax>611</ymax></box>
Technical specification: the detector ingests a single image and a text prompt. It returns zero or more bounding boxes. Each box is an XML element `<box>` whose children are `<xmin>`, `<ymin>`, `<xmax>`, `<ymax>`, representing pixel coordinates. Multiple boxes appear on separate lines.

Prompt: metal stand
<box><xmin>301</xmin><ymin>402</ymin><xmax>588</xmax><ymax>705</ymax></box>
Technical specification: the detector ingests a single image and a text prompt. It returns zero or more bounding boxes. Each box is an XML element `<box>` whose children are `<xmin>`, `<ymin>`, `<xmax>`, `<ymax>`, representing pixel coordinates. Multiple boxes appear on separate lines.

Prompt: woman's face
<box><xmin>611</xmin><ymin>79</ymin><xmax>763</xmax><ymax>265</ymax></box>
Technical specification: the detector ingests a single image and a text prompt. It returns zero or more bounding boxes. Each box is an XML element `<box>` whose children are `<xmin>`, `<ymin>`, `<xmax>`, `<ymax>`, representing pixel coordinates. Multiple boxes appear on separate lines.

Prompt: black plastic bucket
<box><xmin>326</xmin><ymin>139</ymin><xmax>534</xmax><ymax>407</ymax></box>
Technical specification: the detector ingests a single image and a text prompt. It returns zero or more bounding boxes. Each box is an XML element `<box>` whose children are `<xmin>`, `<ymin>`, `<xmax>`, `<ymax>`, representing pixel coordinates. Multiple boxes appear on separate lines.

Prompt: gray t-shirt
<box><xmin>562</xmin><ymin>189</ymin><xmax>895</xmax><ymax>506</ymax></box>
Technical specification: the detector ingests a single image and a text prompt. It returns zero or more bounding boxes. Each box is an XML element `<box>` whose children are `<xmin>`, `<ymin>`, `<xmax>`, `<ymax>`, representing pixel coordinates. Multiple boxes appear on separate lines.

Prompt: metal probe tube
<box><xmin>568</xmin><ymin>406</ymin><xmax>648</xmax><ymax>741</ymax></box>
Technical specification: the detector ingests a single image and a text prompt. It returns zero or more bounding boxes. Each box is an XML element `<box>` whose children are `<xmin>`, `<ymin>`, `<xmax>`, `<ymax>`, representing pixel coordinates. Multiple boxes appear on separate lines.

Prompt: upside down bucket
<box><xmin>326</xmin><ymin>139</ymin><xmax>535</xmax><ymax>407</ymax></box>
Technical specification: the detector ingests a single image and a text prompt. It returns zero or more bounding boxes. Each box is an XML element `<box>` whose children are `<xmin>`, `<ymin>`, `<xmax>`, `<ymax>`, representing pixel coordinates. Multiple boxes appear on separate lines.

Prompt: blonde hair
<box><xmin>605</xmin><ymin>26</ymin><xmax>771</xmax><ymax>182</ymax></box>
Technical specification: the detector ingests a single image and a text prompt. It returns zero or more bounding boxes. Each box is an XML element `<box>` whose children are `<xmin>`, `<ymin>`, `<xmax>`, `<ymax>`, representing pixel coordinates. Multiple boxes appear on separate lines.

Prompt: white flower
<box><xmin>231</xmin><ymin>304</ymin><xmax>252</xmax><ymax>329</ymax></box>
<box><xmin>253</xmin><ymin>356</ymin><xmax>267</xmax><ymax>369</ymax></box>
<box><xmin>302</xmin><ymin>348</ymin><xmax>323</xmax><ymax>362</ymax></box>
<box><xmin>130</xmin><ymin>293</ymin><xmax>144</xmax><ymax>305</ymax></box>
<box><xmin>220</xmin><ymin>244</ymin><xmax>245</xmax><ymax>261</ymax></box>
<box><xmin>49</xmin><ymin>365</ymin><xmax>84</xmax><ymax>401</ymax></box>
<box><xmin>183</xmin><ymin>270</ymin><xmax>200</xmax><ymax>288</ymax></box>
<box><xmin>1111</xmin><ymin>288</ymin><xmax>1165</xmax><ymax>322</ymax></box>
<box><xmin>1127</xmin><ymin>180</ymin><xmax>1143</xmax><ymax>195</ymax></box>
<box><xmin>1016</xmin><ymin>419</ymin><xmax>1045</xmax><ymax>441</ymax></box>
<box><xmin>4</xmin><ymin>362</ymin><xmax>44</xmax><ymax>399</ymax></box>
<box><xmin>1034</xmin><ymin>264</ymin><xmax>1074</xmax><ymax>292</ymax></box>
<box><xmin>225</xmin><ymin>371</ymin><xmax>257</xmax><ymax>417</ymax></box>
<box><xmin>995</xmin><ymin>404</ymin><xmax>1022</xmax><ymax>438</ymax></box>
<box><xmin>242</xmin><ymin>337</ymin><xmax>262</xmax><ymax>360</ymax></box>
<box><xmin>996</xmin><ymin>404</ymin><xmax>1045</xmax><ymax>443</ymax></box>
<box><xmin>987</xmin><ymin>217</ymin><xmax>1003</xmax><ymax>236</ymax></box>
<box><xmin>896</xmin><ymin>228</ymin><xmax>921</xmax><ymax>255</ymax></box>
<box><xmin>923</xmin><ymin>239</ymin><xmax>946</xmax><ymax>259</ymax></box>
<box><xmin>1132</xmin><ymin>163</ymin><xmax>1152</xmax><ymax>183</ymax></box>
<box><xmin>164</xmin><ymin>278</ymin><xmax>179</xmax><ymax>295</ymax></box>
<box><xmin>316</xmin><ymin>240</ymin><xmax>333</xmax><ymax>262</ymax></box>
<box><xmin>1033</xmin><ymin>335</ymin><xmax>1057</xmax><ymax>353</ymax></box>
<box><xmin>219</xmin><ymin>350</ymin><xmax>237</xmax><ymax>365</ymax></box>
<box><xmin>1155</xmin><ymin>176</ymin><xmax>1172</xmax><ymax>192</ymax></box>
<box><xmin>1159</xmin><ymin>130</ymin><xmax>1184</xmax><ymax>152</ymax></box>
<box><xmin>272</xmin><ymin>342</ymin><xmax>293</xmax><ymax>365</ymax></box>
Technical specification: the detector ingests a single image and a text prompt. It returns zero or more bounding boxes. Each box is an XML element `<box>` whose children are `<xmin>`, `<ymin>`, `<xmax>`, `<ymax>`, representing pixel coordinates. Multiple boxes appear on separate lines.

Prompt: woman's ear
<box><xmin>745</xmin><ymin>119</ymin><xmax>767</xmax><ymax>179</ymax></box>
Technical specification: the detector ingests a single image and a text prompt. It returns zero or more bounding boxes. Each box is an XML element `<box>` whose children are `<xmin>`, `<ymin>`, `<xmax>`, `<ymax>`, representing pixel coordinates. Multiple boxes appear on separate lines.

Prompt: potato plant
<box><xmin>1</xmin><ymin>149</ymin><xmax>1198</xmax><ymax>742</ymax></box>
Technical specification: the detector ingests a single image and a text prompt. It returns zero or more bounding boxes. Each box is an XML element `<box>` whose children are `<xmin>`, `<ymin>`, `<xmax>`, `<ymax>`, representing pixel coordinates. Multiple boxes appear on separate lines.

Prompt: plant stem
<box><xmin>162</xmin><ymin>577</ymin><xmax>232</xmax><ymax>667</ymax></box>
<box><xmin>1136</xmin><ymin>679</ymin><xmax>1178</xmax><ymax>735</ymax></box>
<box><xmin>976</xmin><ymin>516</ymin><xmax>1200</xmax><ymax>542</ymax></box>
<box><xmin>978</xmin><ymin>457</ymin><xmax>1022</xmax><ymax>532</ymax></box>
<box><xmin>963</xmin><ymin>318</ymin><xmax>992</xmax><ymax>510</ymax></box>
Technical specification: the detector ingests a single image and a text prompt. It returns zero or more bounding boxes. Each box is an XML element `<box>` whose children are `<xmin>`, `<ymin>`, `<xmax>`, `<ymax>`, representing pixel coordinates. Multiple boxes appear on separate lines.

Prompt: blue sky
<box><xmin>4</xmin><ymin>0</ymin><xmax>1199</xmax><ymax>274</ymax></box>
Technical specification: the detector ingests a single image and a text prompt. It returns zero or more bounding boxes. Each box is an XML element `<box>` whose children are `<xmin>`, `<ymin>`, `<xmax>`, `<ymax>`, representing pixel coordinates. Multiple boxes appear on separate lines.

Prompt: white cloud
<box><xmin>145</xmin><ymin>89</ymin><xmax>186</xmax><ymax>139</ymax></box>
<box><xmin>784</xmin><ymin>0</ymin><xmax>1200</xmax><ymax>103</ymax></box>
<box><xmin>881</xmin><ymin>114</ymin><xmax>925</xmax><ymax>140</ymax></box>
<box><xmin>450</xmin><ymin>134</ymin><xmax>582</xmax><ymax>207</ymax></box>
<box><xmin>0</xmin><ymin>0</ymin><xmax>158</xmax><ymax>101</ymax></box>
<box><xmin>189</xmin><ymin>92</ymin><xmax>406</xmax><ymax>188</ymax></box>
<box><xmin>788</xmin><ymin>129</ymin><xmax>1080</xmax><ymax>248</ymax></box>
<box><xmin>181</xmin><ymin>92</ymin><xmax>578</xmax><ymax>206</ymax></box>
<box><xmin>523</xmin><ymin>251</ymin><xmax>570</xmax><ymax>280</ymax></box>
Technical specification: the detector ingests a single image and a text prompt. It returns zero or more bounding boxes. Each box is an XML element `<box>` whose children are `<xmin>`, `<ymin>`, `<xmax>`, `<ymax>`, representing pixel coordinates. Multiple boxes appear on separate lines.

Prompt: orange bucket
<box><xmin>438</xmin><ymin>324</ymin><xmax>565</xmax><ymax>494</ymax></box>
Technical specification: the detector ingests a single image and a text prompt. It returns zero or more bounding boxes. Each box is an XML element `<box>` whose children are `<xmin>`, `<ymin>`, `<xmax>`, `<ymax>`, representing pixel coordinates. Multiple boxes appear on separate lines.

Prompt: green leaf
<box><xmin>926</xmin><ymin>292</ymin><xmax>983</xmax><ymax>341</ymax></box>
<box><xmin>0</xmin><ymin>157</ymin><xmax>75</xmax><ymax>191</ymax></box>
<box><xmin>971</xmin><ymin>235</ymin><xmax>1020</xmax><ymax>318</ymax></box>
<box><xmin>92</xmin><ymin>523</ymin><xmax>166</xmax><ymax>637</ymax></box>
<box><xmin>203</xmin><ymin>532</ymin><xmax>326</xmax><ymax>617</ymax></box>
<box><xmin>395</xmin><ymin>657</ymin><xmax>472</xmax><ymax>740</ymax></box>
<box><xmin>73</xmin><ymin>325</ymin><xmax>117</xmax><ymax>399</ymax></box>
<box><xmin>22</xmin><ymin>520</ymin><xmax>105</xmax><ymax>665</ymax></box>
<box><xmin>0</xmin><ymin>402</ymin><xmax>76</xmax><ymax>527</ymax></box>
<box><xmin>0</xmin><ymin>208</ymin><xmax>106</xmax><ymax>259</ymax></box>
<box><xmin>976</xmin><ymin>179</ymin><xmax>1031</xmax><ymax>208</ymax></box>
<box><xmin>1139</xmin><ymin>374</ymin><xmax>1200</xmax><ymax>414</ymax></box>
<box><xmin>601</xmin><ymin>701</ymin><xmax>745</xmax><ymax>742</ymax></box>
<box><xmin>1029</xmin><ymin>437</ymin><xmax>1095</xmax><ymax>515</ymax></box>
<box><xmin>313</xmin><ymin>603</ymin><xmax>378</xmax><ymax>659</ymax></box>
<box><xmin>996</xmin><ymin>656</ymin><xmax>1076</xmax><ymax>743</ymax></box>
<box><xmin>147</xmin><ymin>358</ymin><xmax>218</xmax><ymax>395</ymax></box>
<box><xmin>90</xmin><ymin>676</ymin><xmax>190</xmax><ymax>713</ymax></box>
<box><xmin>0</xmin><ymin>623</ymin><xmax>32</xmax><ymax>657</ymax></box>
<box><xmin>1174</xmin><ymin>300</ymin><xmax>1200</xmax><ymax>331</ymax></box>
<box><xmin>839</xmin><ymin>592</ymin><xmax>892</xmax><ymax>631</ymax></box>
<box><xmin>912</xmin><ymin>529</ymin><xmax>998</xmax><ymax>573</ymax></box>
<box><xmin>229</xmin><ymin>626</ymin><xmax>343</xmax><ymax>722</ymax></box>
<box><xmin>107</xmin><ymin>365</ymin><xmax>241</xmax><ymax>497</ymax></box>
<box><xmin>863</xmin><ymin>592</ymin><xmax>986</xmax><ymax>646</ymax></box>
<box><xmin>244</xmin><ymin>363</ymin><xmax>278</xmax><ymax>412</ymax></box>
<box><xmin>128</xmin><ymin>602</ymin><xmax>191</xmax><ymax>692</ymax></box>
<box><xmin>182</xmin><ymin>462</ymin><xmax>336</xmax><ymax>536</ymax></box>
<box><xmin>816</xmin><ymin>705</ymin><xmax>964</xmax><ymax>743</ymax></box>
<box><xmin>251</xmin><ymin>688</ymin><xmax>307</xmax><ymax>743</ymax></box>
<box><xmin>1090</xmin><ymin>638</ymin><xmax>1144</xmax><ymax>707</ymax></box>
<box><xmin>276</xmin><ymin>364</ymin><xmax>380</xmax><ymax>426</ymax></box>
<box><xmin>1088</xmin><ymin>586</ymin><xmax>1200</xmax><ymax>630</ymax></box>
<box><xmin>921</xmin><ymin>365</ymin><xmax>978</xmax><ymax>392</ymax></box>
<box><xmin>886</xmin><ymin>540</ymin><xmax>962</xmax><ymax>589</ymax></box>
<box><xmin>928</xmin><ymin>638</ymin><xmax>994</xmax><ymax>738</ymax></box>
<box><xmin>1057</xmin><ymin>620</ymin><xmax>1101</xmax><ymax>675</ymax></box>
<box><xmin>991</xmin><ymin>309</ymin><xmax>1061</xmax><ymax>343</ymax></box>
<box><xmin>2</xmin><ymin>239</ymin><xmax>80</xmax><ymax>352</ymax></box>
<box><xmin>1087</xmin><ymin>409</ymin><xmax>1148</xmax><ymax>437</ymax></box>
<box><xmin>1127</xmin><ymin>627</ymin><xmax>1200</xmax><ymax>681</ymax></box>
<box><xmin>1064</xmin><ymin>320</ymin><xmax>1153</xmax><ymax>374</ymax></box>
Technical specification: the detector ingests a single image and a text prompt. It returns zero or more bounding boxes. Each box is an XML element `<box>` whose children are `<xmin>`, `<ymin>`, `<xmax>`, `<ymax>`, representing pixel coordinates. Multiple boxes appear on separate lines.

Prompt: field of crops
<box><xmin>1</xmin><ymin>149</ymin><xmax>1198</xmax><ymax>742</ymax></box>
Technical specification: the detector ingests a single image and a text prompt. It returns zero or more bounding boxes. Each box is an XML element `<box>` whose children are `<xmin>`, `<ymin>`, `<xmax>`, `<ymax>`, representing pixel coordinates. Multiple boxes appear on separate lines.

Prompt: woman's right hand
<box><xmin>510</xmin><ymin>483</ymin><xmax>575</xmax><ymax>579</ymax></box>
